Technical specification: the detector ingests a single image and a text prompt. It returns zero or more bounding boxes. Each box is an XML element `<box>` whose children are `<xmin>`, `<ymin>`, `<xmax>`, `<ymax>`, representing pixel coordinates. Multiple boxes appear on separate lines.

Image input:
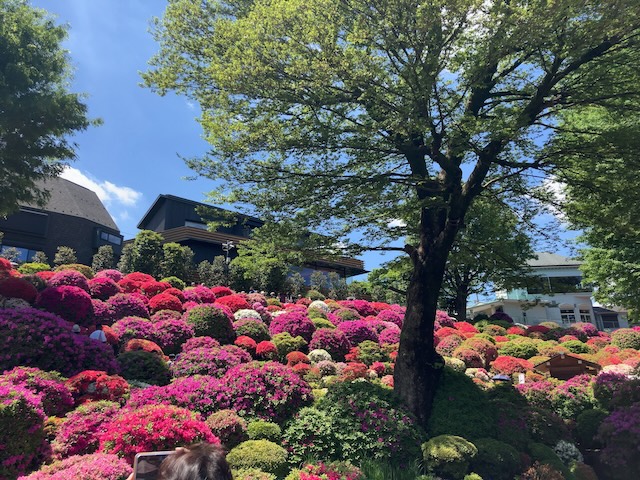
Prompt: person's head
<box><xmin>72</xmin><ymin>324</ymin><xmax>81</xmax><ymax>334</ymax></box>
<box><xmin>95</xmin><ymin>323</ymin><xmax>103</xmax><ymax>331</ymax></box>
<box><xmin>158</xmin><ymin>443</ymin><xmax>232</xmax><ymax>480</ymax></box>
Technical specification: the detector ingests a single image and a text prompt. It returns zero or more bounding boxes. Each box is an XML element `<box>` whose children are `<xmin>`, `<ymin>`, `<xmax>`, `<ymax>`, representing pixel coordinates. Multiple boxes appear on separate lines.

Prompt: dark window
<box><xmin>0</xmin><ymin>245</ymin><xmax>39</xmax><ymax>262</ymax></box>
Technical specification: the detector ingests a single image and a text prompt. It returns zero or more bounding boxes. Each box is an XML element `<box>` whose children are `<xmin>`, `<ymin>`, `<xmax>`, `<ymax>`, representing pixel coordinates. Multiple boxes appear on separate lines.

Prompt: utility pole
<box><xmin>222</xmin><ymin>240</ymin><xmax>235</xmax><ymax>286</ymax></box>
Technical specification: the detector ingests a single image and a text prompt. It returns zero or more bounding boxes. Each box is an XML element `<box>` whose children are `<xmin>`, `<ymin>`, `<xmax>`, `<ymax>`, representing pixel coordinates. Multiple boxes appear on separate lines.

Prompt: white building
<box><xmin>467</xmin><ymin>252</ymin><xmax>628</xmax><ymax>330</ymax></box>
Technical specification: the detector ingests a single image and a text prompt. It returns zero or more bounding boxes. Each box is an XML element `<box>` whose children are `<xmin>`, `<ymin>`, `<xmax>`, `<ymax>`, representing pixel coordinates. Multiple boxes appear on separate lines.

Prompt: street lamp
<box><xmin>222</xmin><ymin>240</ymin><xmax>235</xmax><ymax>286</ymax></box>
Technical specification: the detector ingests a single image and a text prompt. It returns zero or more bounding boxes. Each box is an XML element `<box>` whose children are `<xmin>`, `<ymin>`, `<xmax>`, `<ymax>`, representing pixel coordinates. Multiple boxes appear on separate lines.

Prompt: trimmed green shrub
<box><xmin>161</xmin><ymin>276</ymin><xmax>186</xmax><ymax>290</ymax></box>
<box><xmin>272</xmin><ymin>332</ymin><xmax>307</xmax><ymax>360</ymax></box>
<box><xmin>184</xmin><ymin>305</ymin><xmax>236</xmax><ymax>343</ymax></box>
<box><xmin>282</xmin><ymin>407</ymin><xmax>340</xmax><ymax>465</ymax></box>
<box><xmin>561</xmin><ymin>340</ymin><xmax>592</xmax><ymax>354</ymax></box>
<box><xmin>311</xmin><ymin>317</ymin><xmax>336</xmax><ymax>329</ymax></box>
<box><xmin>234</xmin><ymin>468</ymin><xmax>276</xmax><ymax>480</ymax></box>
<box><xmin>17</xmin><ymin>262</ymin><xmax>51</xmax><ymax>274</ymax></box>
<box><xmin>469</xmin><ymin>438</ymin><xmax>520</xmax><ymax>480</ymax></box>
<box><xmin>525</xmin><ymin>407</ymin><xmax>570</xmax><ymax>446</ymax></box>
<box><xmin>247</xmin><ymin>420</ymin><xmax>281</xmax><ymax>442</ymax></box>
<box><xmin>489</xmin><ymin>400</ymin><xmax>530</xmax><ymax>450</ymax></box>
<box><xmin>574</xmin><ymin>409</ymin><xmax>607</xmax><ymax>449</ymax></box>
<box><xmin>422</xmin><ymin>435</ymin><xmax>477</xmax><ymax>479</ymax></box>
<box><xmin>427</xmin><ymin>368</ymin><xmax>493</xmax><ymax>440</ymax></box>
<box><xmin>226</xmin><ymin>440</ymin><xmax>288</xmax><ymax>477</ymax></box>
<box><xmin>307</xmin><ymin>290</ymin><xmax>326</xmax><ymax>301</ymax></box>
<box><xmin>117</xmin><ymin>350</ymin><xmax>171</xmax><ymax>386</ymax></box>
<box><xmin>497</xmin><ymin>340</ymin><xmax>538</xmax><ymax>359</ymax></box>
<box><xmin>55</xmin><ymin>263</ymin><xmax>94</xmax><ymax>278</ymax></box>
<box><xmin>356</xmin><ymin>340</ymin><xmax>388</xmax><ymax>365</ymax></box>
<box><xmin>307</xmin><ymin>308</ymin><xmax>328</xmax><ymax>319</ymax></box>
<box><xmin>527</xmin><ymin>442</ymin><xmax>570</xmax><ymax>479</ymax></box>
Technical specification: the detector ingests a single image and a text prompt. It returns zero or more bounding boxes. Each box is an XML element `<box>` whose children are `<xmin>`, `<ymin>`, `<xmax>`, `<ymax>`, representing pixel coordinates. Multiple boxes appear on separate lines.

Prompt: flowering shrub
<box><xmin>124</xmin><ymin>338</ymin><xmax>165</xmax><ymax>357</ymax></box>
<box><xmin>117</xmin><ymin>272</ymin><xmax>154</xmax><ymax>293</ymax></box>
<box><xmin>184</xmin><ymin>305</ymin><xmax>236</xmax><ymax>343</ymax></box>
<box><xmin>269</xmin><ymin>311</ymin><xmax>316</xmax><ymax>342</ymax></box>
<box><xmin>287</xmin><ymin>462</ymin><xmax>364</xmax><ymax>480</ymax></box>
<box><xmin>99</xmin><ymin>404</ymin><xmax>219</xmax><ymax>463</ymax></box>
<box><xmin>586</xmin><ymin>336</ymin><xmax>610</xmax><ymax>351</ymax></box>
<box><xmin>87</xmin><ymin>277</ymin><xmax>121</xmax><ymax>300</ymax></box>
<box><xmin>286</xmin><ymin>351</ymin><xmax>311</xmax><ymax>367</ymax></box>
<box><xmin>149</xmin><ymin>292</ymin><xmax>182</xmax><ymax>313</ymax></box>
<box><xmin>216</xmin><ymin>362</ymin><xmax>313</xmax><ymax>423</ymax></box>
<box><xmin>272</xmin><ymin>333</ymin><xmax>308</xmax><ymax>360</ymax></box>
<box><xmin>378</xmin><ymin>327</ymin><xmax>400</xmax><ymax>346</ymax></box>
<box><xmin>0</xmin><ymin>367</ymin><xmax>73</xmax><ymax>417</ymax></box>
<box><xmin>0</xmin><ymin>384</ymin><xmax>46</xmax><ymax>478</ymax></box>
<box><xmin>0</xmin><ymin>276</ymin><xmax>38</xmax><ymax>302</ymax></box>
<box><xmin>91</xmin><ymin>299</ymin><xmax>115</xmax><ymax>324</ymax></box>
<box><xmin>111</xmin><ymin>316</ymin><xmax>157</xmax><ymax>345</ymax></box>
<box><xmin>181</xmin><ymin>336</ymin><xmax>221</xmax><ymax>352</ymax></box>
<box><xmin>453</xmin><ymin>321</ymin><xmax>479</xmax><ymax>334</ymax></box>
<box><xmin>117</xmin><ymin>350</ymin><xmax>171</xmax><ymax>385</ymax></box>
<box><xmin>36</xmin><ymin>286</ymin><xmax>94</xmax><ymax>325</ymax></box>
<box><xmin>154</xmin><ymin>318</ymin><xmax>195</xmax><ymax>355</ymax></box>
<box><xmin>551</xmin><ymin>374</ymin><xmax>595</xmax><ymax>420</ymax></box>
<box><xmin>140</xmin><ymin>281</ymin><xmax>170</xmax><ymax>298</ymax></box>
<box><xmin>171</xmin><ymin>346</ymin><xmax>250</xmax><ymax>377</ymax></box>
<box><xmin>211</xmin><ymin>286</ymin><xmax>232</xmax><ymax>297</ymax></box>
<box><xmin>489</xmin><ymin>311</ymin><xmax>513</xmax><ymax>323</ymax></box>
<box><xmin>553</xmin><ymin>440</ymin><xmax>583</xmax><ymax>465</ymax></box>
<box><xmin>435</xmin><ymin>334</ymin><xmax>464</xmax><ymax>357</ymax></box>
<box><xmin>598</xmin><ymin>403</ymin><xmax>640</xmax><ymax>472</ymax></box>
<box><xmin>491</xmin><ymin>355</ymin><xmax>534</xmax><ymax>375</ymax></box>
<box><xmin>0</xmin><ymin>307</ymin><xmax>118</xmax><ymax>376</ymax></box>
<box><xmin>309</xmin><ymin>328</ymin><xmax>351</xmax><ymax>361</ymax></box>
<box><xmin>235</xmin><ymin>309</ymin><xmax>263</xmax><ymax>321</ymax></box>
<box><xmin>593</xmin><ymin>372</ymin><xmax>629</xmax><ymax>410</ymax></box>
<box><xmin>151</xmin><ymin>309</ymin><xmax>182</xmax><ymax>322</ymax></box>
<box><xmin>65</xmin><ymin>370</ymin><xmax>130</xmax><ymax>405</ymax></box>
<box><xmin>255</xmin><ymin>341</ymin><xmax>278</xmax><ymax>360</ymax></box>
<box><xmin>206</xmin><ymin>409</ymin><xmax>248</xmax><ymax>448</ymax></box>
<box><xmin>94</xmin><ymin>270</ymin><xmax>123</xmax><ymax>282</ymax></box>
<box><xmin>235</xmin><ymin>335</ymin><xmax>258</xmax><ymax>355</ymax></box>
<box><xmin>611</xmin><ymin>328</ymin><xmax>640</xmax><ymax>350</ymax></box>
<box><xmin>462</xmin><ymin>337</ymin><xmax>498</xmax><ymax>367</ymax></box>
<box><xmin>19</xmin><ymin>453</ymin><xmax>131</xmax><ymax>480</ymax></box>
<box><xmin>516</xmin><ymin>380</ymin><xmax>557</xmax><ymax>409</ymax></box>
<box><xmin>216</xmin><ymin>294</ymin><xmax>250</xmax><ymax>312</ymax></box>
<box><xmin>48</xmin><ymin>270</ymin><xmax>90</xmax><ymax>292</ymax></box>
<box><xmin>234</xmin><ymin>318</ymin><xmax>271</xmax><ymax>342</ymax></box>
<box><xmin>191</xmin><ymin>285</ymin><xmax>217</xmax><ymax>303</ymax></box>
<box><xmin>336</xmin><ymin>320</ymin><xmax>378</xmax><ymax>345</ymax></box>
<box><xmin>106</xmin><ymin>293</ymin><xmax>149</xmax><ymax>320</ymax></box>
<box><xmin>376</xmin><ymin>309</ymin><xmax>403</xmax><ymax>328</ymax></box>
<box><xmin>51</xmin><ymin>401</ymin><xmax>121</xmax><ymax>459</ymax></box>
<box><xmin>452</xmin><ymin>347</ymin><xmax>485</xmax><ymax>368</ymax></box>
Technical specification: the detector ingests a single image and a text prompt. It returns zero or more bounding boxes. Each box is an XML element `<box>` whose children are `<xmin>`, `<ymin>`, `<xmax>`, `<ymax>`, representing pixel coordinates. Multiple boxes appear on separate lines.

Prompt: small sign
<box><xmin>518</xmin><ymin>373</ymin><xmax>525</xmax><ymax>384</ymax></box>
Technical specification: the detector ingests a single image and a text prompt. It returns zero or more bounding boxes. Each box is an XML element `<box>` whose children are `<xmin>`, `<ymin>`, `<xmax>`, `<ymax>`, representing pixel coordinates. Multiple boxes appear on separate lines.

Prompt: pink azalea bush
<box><xmin>94</xmin><ymin>269</ymin><xmax>123</xmax><ymax>282</ymax></box>
<box><xmin>48</xmin><ymin>270</ymin><xmax>90</xmax><ymax>292</ymax></box>
<box><xmin>336</xmin><ymin>320</ymin><xmax>378</xmax><ymax>345</ymax></box>
<box><xmin>181</xmin><ymin>336</ymin><xmax>221</xmax><ymax>352</ymax></box>
<box><xmin>99</xmin><ymin>404</ymin><xmax>219</xmax><ymax>463</ymax></box>
<box><xmin>88</xmin><ymin>277</ymin><xmax>122</xmax><ymax>300</ymax></box>
<box><xmin>0</xmin><ymin>308</ymin><xmax>118</xmax><ymax>376</ymax></box>
<box><xmin>51</xmin><ymin>401</ymin><xmax>121</xmax><ymax>459</ymax></box>
<box><xmin>36</xmin><ymin>286</ymin><xmax>94</xmax><ymax>325</ymax></box>
<box><xmin>154</xmin><ymin>318</ymin><xmax>195</xmax><ymax>354</ymax></box>
<box><xmin>269</xmin><ymin>311</ymin><xmax>316</xmax><ymax>342</ymax></box>
<box><xmin>18</xmin><ymin>453</ymin><xmax>131</xmax><ymax>480</ymax></box>
<box><xmin>171</xmin><ymin>346</ymin><xmax>251</xmax><ymax>377</ymax></box>
<box><xmin>309</xmin><ymin>328</ymin><xmax>352</xmax><ymax>361</ymax></box>
<box><xmin>106</xmin><ymin>293</ymin><xmax>149</xmax><ymax>320</ymax></box>
<box><xmin>0</xmin><ymin>367</ymin><xmax>74</xmax><ymax>417</ymax></box>
<box><xmin>111</xmin><ymin>316</ymin><xmax>157</xmax><ymax>345</ymax></box>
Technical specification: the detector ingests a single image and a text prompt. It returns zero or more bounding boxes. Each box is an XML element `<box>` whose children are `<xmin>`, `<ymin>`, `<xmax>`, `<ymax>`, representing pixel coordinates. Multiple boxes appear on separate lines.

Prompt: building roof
<box><xmin>22</xmin><ymin>177</ymin><xmax>118</xmax><ymax>231</ymax></box>
<box><xmin>527</xmin><ymin>252</ymin><xmax>581</xmax><ymax>268</ymax></box>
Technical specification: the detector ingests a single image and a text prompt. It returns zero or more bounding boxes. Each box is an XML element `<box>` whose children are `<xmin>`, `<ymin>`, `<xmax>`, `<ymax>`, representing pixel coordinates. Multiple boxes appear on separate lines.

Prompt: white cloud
<box><xmin>387</xmin><ymin>219</ymin><xmax>407</xmax><ymax>228</ymax></box>
<box><xmin>60</xmin><ymin>166</ymin><xmax>142</xmax><ymax>207</ymax></box>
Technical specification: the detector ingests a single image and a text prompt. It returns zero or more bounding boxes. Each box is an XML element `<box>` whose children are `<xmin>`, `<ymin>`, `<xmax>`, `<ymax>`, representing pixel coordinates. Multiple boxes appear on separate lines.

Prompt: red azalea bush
<box><xmin>140</xmin><ymin>281</ymin><xmax>170</xmax><ymax>297</ymax></box>
<box><xmin>215</xmin><ymin>294</ymin><xmax>250</xmax><ymax>312</ymax></box>
<box><xmin>181</xmin><ymin>336</ymin><xmax>221</xmax><ymax>352</ymax></box>
<box><xmin>435</xmin><ymin>334</ymin><xmax>464</xmax><ymax>357</ymax></box>
<box><xmin>491</xmin><ymin>355</ymin><xmax>534</xmax><ymax>375</ymax></box>
<box><xmin>255</xmin><ymin>340</ymin><xmax>278</xmax><ymax>360</ymax></box>
<box><xmin>211</xmin><ymin>286</ymin><xmax>232</xmax><ymax>297</ymax></box>
<box><xmin>507</xmin><ymin>326</ymin><xmax>526</xmax><ymax>336</ymax></box>
<box><xmin>269</xmin><ymin>311</ymin><xmax>316</xmax><ymax>342</ymax></box>
<box><xmin>124</xmin><ymin>338</ymin><xmax>165</xmax><ymax>356</ymax></box>
<box><xmin>117</xmin><ymin>272</ymin><xmax>155</xmax><ymax>293</ymax></box>
<box><xmin>292</xmin><ymin>462</ymin><xmax>364</xmax><ymax>480</ymax></box>
<box><xmin>452</xmin><ymin>347</ymin><xmax>485</xmax><ymax>368</ymax></box>
<box><xmin>309</xmin><ymin>328</ymin><xmax>352</xmax><ymax>361</ymax></box>
<box><xmin>36</xmin><ymin>271</ymin><xmax>56</xmax><ymax>282</ymax></box>
<box><xmin>0</xmin><ymin>276</ymin><xmax>38</xmax><ymax>302</ymax></box>
<box><xmin>286</xmin><ymin>351</ymin><xmax>310</xmax><ymax>367</ymax></box>
<box><xmin>99</xmin><ymin>404</ymin><xmax>219</xmax><ymax>464</ymax></box>
<box><xmin>462</xmin><ymin>337</ymin><xmax>498</xmax><ymax>366</ymax></box>
<box><xmin>111</xmin><ymin>316</ymin><xmax>157</xmax><ymax>345</ymax></box>
<box><xmin>216</xmin><ymin>362</ymin><xmax>313</xmax><ymax>423</ymax></box>
<box><xmin>183</xmin><ymin>305</ymin><xmax>236</xmax><ymax>343</ymax></box>
<box><xmin>149</xmin><ymin>292</ymin><xmax>182</xmax><ymax>313</ymax></box>
<box><xmin>106</xmin><ymin>293</ymin><xmax>149</xmax><ymax>320</ymax></box>
<box><xmin>65</xmin><ymin>370</ymin><xmax>130</xmax><ymax>405</ymax></box>
<box><xmin>234</xmin><ymin>318</ymin><xmax>271</xmax><ymax>342</ymax></box>
<box><xmin>0</xmin><ymin>307</ymin><xmax>118</xmax><ymax>376</ymax></box>
<box><xmin>154</xmin><ymin>318</ymin><xmax>195</xmax><ymax>355</ymax></box>
<box><xmin>51</xmin><ymin>401</ymin><xmax>121</xmax><ymax>459</ymax></box>
<box><xmin>0</xmin><ymin>367</ymin><xmax>74</xmax><ymax>417</ymax></box>
<box><xmin>435</xmin><ymin>326</ymin><xmax>463</xmax><ymax>339</ymax></box>
<box><xmin>170</xmin><ymin>346</ymin><xmax>251</xmax><ymax>377</ymax></box>
<box><xmin>19</xmin><ymin>452</ymin><xmax>131</xmax><ymax>480</ymax></box>
<box><xmin>336</xmin><ymin>320</ymin><xmax>378</xmax><ymax>345</ymax></box>
<box><xmin>340</xmin><ymin>362</ymin><xmax>368</xmax><ymax>381</ymax></box>
<box><xmin>0</xmin><ymin>384</ymin><xmax>46</xmax><ymax>479</ymax></box>
<box><xmin>453</xmin><ymin>321</ymin><xmax>479</xmax><ymax>334</ymax></box>
<box><xmin>88</xmin><ymin>277</ymin><xmax>122</xmax><ymax>301</ymax></box>
<box><xmin>235</xmin><ymin>335</ymin><xmax>258</xmax><ymax>355</ymax></box>
<box><xmin>0</xmin><ymin>257</ymin><xmax>13</xmax><ymax>273</ymax></box>
<box><xmin>36</xmin><ymin>286</ymin><xmax>94</xmax><ymax>325</ymax></box>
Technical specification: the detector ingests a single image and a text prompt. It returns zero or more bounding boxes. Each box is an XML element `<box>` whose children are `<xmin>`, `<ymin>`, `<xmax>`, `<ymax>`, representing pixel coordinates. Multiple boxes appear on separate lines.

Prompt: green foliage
<box><xmin>358</xmin><ymin>460</ymin><xmax>424</xmax><ymax>480</ymax></box>
<box><xmin>282</xmin><ymin>407</ymin><xmax>340</xmax><ymax>465</ymax></box>
<box><xmin>53</xmin><ymin>246</ymin><xmax>77</xmax><ymax>267</ymax></box>
<box><xmin>422</xmin><ymin>435</ymin><xmax>477</xmax><ymax>480</ymax></box>
<box><xmin>117</xmin><ymin>350</ymin><xmax>171</xmax><ymax>386</ymax></box>
<box><xmin>31</xmin><ymin>251</ymin><xmax>48</xmax><ymax>264</ymax></box>
<box><xmin>311</xmin><ymin>317</ymin><xmax>336</xmax><ymax>329</ymax></box>
<box><xmin>226</xmin><ymin>440</ymin><xmax>288</xmax><ymax>477</ymax></box>
<box><xmin>116</xmin><ymin>243</ymin><xmax>135</xmax><ymax>274</ymax></box>
<box><xmin>55</xmin><ymin>263</ymin><xmax>94</xmax><ymax>278</ymax></box>
<box><xmin>232</xmin><ymin>239</ymin><xmax>290</xmax><ymax>294</ymax></box>
<box><xmin>184</xmin><ymin>305</ymin><xmax>236</xmax><ymax>343</ymax></box>
<box><xmin>160</xmin><ymin>242</ymin><xmax>195</xmax><ymax>281</ymax></box>
<box><xmin>234</xmin><ymin>468</ymin><xmax>276</xmax><ymax>480</ymax></box>
<box><xmin>469</xmin><ymin>438</ymin><xmax>520</xmax><ymax>480</ymax></box>
<box><xmin>561</xmin><ymin>340</ymin><xmax>592</xmax><ymax>355</ymax></box>
<box><xmin>527</xmin><ymin>442</ymin><xmax>571</xmax><ymax>480</ymax></box>
<box><xmin>497</xmin><ymin>340</ymin><xmax>539</xmax><ymax>359</ymax></box>
<box><xmin>327</xmin><ymin>272</ymin><xmax>349</xmax><ymax>300</ymax></box>
<box><xmin>247</xmin><ymin>420</ymin><xmax>281</xmax><ymax>442</ymax></box>
<box><xmin>272</xmin><ymin>332</ymin><xmax>307</xmax><ymax>360</ymax></box>
<box><xmin>91</xmin><ymin>245</ymin><xmax>115</xmax><ymax>272</ymax></box>
<box><xmin>310</xmin><ymin>272</ymin><xmax>329</xmax><ymax>296</ymax></box>
<box><xmin>162</xmin><ymin>276</ymin><xmax>186</xmax><ymax>290</ymax></box>
<box><xmin>285</xmin><ymin>272</ymin><xmax>306</xmax><ymax>298</ymax></box>
<box><xmin>574</xmin><ymin>409</ymin><xmax>607</xmax><ymax>449</ymax></box>
<box><xmin>126</xmin><ymin>230</ymin><xmax>164</xmax><ymax>277</ymax></box>
<box><xmin>307</xmin><ymin>289</ymin><xmax>326</xmax><ymax>301</ymax></box>
<box><xmin>17</xmin><ymin>262</ymin><xmax>50</xmax><ymax>274</ymax></box>
<box><xmin>0</xmin><ymin>0</ymin><xmax>94</xmax><ymax>216</ymax></box>
<box><xmin>197</xmin><ymin>257</ymin><xmax>226</xmax><ymax>287</ymax></box>
<box><xmin>427</xmin><ymin>368</ymin><xmax>493</xmax><ymax>440</ymax></box>
<box><xmin>356</xmin><ymin>340</ymin><xmax>389</xmax><ymax>365</ymax></box>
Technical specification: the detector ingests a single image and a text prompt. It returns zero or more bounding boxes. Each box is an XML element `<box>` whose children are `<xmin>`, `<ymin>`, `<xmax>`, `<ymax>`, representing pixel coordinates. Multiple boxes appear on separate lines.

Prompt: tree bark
<box><xmin>454</xmin><ymin>283</ymin><xmax>470</xmax><ymax>322</ymax></box>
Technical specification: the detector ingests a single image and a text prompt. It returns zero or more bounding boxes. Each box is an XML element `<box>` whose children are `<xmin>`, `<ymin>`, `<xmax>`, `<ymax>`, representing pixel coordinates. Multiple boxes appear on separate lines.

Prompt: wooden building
<box><xmin>534</xmin><ymin>353</ymin><xmax>601</xmax><ymax>380</ymax></box>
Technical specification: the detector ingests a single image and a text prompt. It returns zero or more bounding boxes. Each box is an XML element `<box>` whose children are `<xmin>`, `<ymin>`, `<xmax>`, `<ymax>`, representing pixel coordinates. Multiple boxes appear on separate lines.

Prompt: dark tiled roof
<box><xmin>22</xmin><ymin>177</ymin><xmax>118</xmax><ymax>230</ymax></box>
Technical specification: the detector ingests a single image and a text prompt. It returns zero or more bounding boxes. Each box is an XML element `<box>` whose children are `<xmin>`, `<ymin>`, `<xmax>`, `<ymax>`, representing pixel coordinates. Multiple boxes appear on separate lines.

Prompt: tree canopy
<box><xmin>145</xmin><ymin>0</ymin><xmax>640</xmax><ymax>425</ymax></box>
<box><xmin>0</xmin><ymin>0</ymin><xmax>95</xmax><ymax>216</ymax></box>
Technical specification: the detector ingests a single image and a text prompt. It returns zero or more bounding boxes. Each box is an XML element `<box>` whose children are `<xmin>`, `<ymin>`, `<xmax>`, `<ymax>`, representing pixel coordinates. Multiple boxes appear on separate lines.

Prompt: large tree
<box><xmin>0</xmin><ymin>0</ymin><xmax>95</xmax><ymax>216</ymax></box>
<box><xmin>144</xmin><ymin>0</ymin><xmax>640</xmax><ymax>426</ymax></box>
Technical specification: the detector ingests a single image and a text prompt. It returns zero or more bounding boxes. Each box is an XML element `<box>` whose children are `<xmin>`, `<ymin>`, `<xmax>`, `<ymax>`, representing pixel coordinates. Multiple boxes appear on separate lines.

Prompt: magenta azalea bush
<box><xmin>0</xmin><ymin>384</ymin><xmax>46</xmax><ymax>479</ymax></box>
<box><xmin>0</xmin><ymin>366</ymin><xmax>74</xmax><ymax>417</ymax></box>
<box><xmin>336</xmin><ymin>320</ymin><xmax>378</xmax><ymax>345</ymax></box>
<box><xmin>52</xmin><ymin>401</ymin><xmax>121</xmax><ymax>459</ymax></box>
<box><xmin>48</xmin><ymin>270</ymin><xmax>90</xmax><ymax>292</ymax></box>
<box><xmin>309</xmin><ymin>328</ymin><xmax>352</xmax><ymax>361</ymax></box>
<box><xmin>106</xmin><ymin>293</ymin><xmax>149</xmax><ymax>320</ymax></box>
<box><xmin>378</xmin><ymin>327</ymin><xmax>401</xmax><ymax>345</ymax></box>
<box><xmin>36</xmin><ymin>286</ymin><xmax>94</xmax><ymax>325</ymax></box>
<box><xmin>99</xmin><ymin>404</ymin><xmax>219</xmax><ymax>463</ymax></box>
<box><xmin>88</xmin><ymin>277</ymin><xmax>122</xmax><ymax>300</ymax></box>
<box><xmin>154</xmin><ymin>318</ymin><xmax>195</xmax><ymax>354</ymax></box>
<box><xmin>598</xmin><ymin>403</ymin><xmax>640</xmax><ymax>472</ymax></box>
<box><xmin>215</xmin><ymin>362</ymin><xmax>313</xmax><ymax>423</ymax></box>
<box><xmin>18</xmin><ymin>453</ymin><xmax>131</xmax><ymax>480</ymax></box>
<box><xmin>376</xmin><ymin>309</ymin><xmax>403</xmax><ymax>328</ymax></box>
<box><xmin>170</xmin><ymin>346</ymin><xmax>251</xmax><ymax>377</ymax></box>
<box><xmin>110</xmin><ymin>316</ymin><xmax>157</xmax><ymax>345</ymax></box>
<box><xmin>0</xmin><ymin>308</ymin><xmax>118</xmax><ymax>376</ymax></box>
<box><xmin>181</xmin><ymin>336</ymin><xmax>221</xmax><ymax>352</ymax></box>
<box><xmin>269</xmin><ymin>311</ymin><xmax>316</xmax><ymax>342</ymax></box>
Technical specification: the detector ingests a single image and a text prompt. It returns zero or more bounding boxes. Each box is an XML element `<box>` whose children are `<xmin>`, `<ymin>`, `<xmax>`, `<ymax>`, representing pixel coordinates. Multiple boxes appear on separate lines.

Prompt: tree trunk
<box><xmin>394</xmin><ymin>236</ymin><xmax>452</xmax><ymax>429</ymax></box>
<box><xmin>454</xmin><ymin>283</ymin><xmax>469</xmax><ymax>322</ymax></box>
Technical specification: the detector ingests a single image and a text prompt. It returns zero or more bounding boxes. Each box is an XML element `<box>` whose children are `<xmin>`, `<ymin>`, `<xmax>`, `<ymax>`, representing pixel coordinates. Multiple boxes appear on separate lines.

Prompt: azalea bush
<box><xmin>106</xmin><ymin>293</ymin><xmax>149</xmax><ymax>320</ymax></box>
<box><xmin>18</xmin><ymin>453</ymin><xmax>131</xmax><ymax>480</ymax></box>
<box><xmin>598</xmin><ymin>403</ymin><xmax>640</xmax><ymax>474</ymax></box>
<box><xmin>88</xmin><ymin>277</ymin><xmax>122</xmax><ymax>300</ymax></box>
<box><xmin>184</xmin><ymin>304</ymin><xmax>236</xmax><ymax>343</ymax></box>
<box><xmin>117</xmin><ymin>350</ymin><xmax>171</xmax><ymax>386</ymax></box>
<box><xmin>269</xmin><ymin>311</ymin><xmax>316</xmax><ymax>342</ymax></box>
<box><xmin>153</xmin><ymin>318</ymin><xmax>194</xmax><ymax>355</ymax></box>
<box><xmin>611</xmin><ymin>328</ymin><xmax>640</xmax><ymax>350</ymax></box>
<box><xmin>65</xmin><ymin>370</ymin><xmax>130</xmax><ymax>405</ymax></box>
<box><xmin>0</xmin><ymin>366</ymin><xmax>74</xmax><ymax>417</ymax></box>
<box><xmin>234</xmin><ymin>318</ymin><xmax>271</xmax><ymax>342</ymax></box>
<box><xmin>35</xmin><ymin>286</ymin><xmax>94</xmax><ymax>325</ymax></box>
<box><xmin>206</xmin><ymin>409</ymin><xmax>248</xmax><ymax>448</ymax></box>
<box><xmin>550</xmin><ymin>374</ymin><xmax>595</xmax><ymax>420</ymax></box>
<box><xmin>99</xmin><ymin>404</ymin><xmax>219</xmax><ymax>463</ymax></box>
<box><xmin>336</xmin><ymin>320</ymin><xmax>378</xmax><ymax>345</ymax></box>
<box><xmin>309</xmin><ymin>328</ymin><xmax>351</xmax><ymax>361</ymax></box>
<box><xmin>171</xmin><ymin>346</ymin><xmax>251</xmax><ymax>377</ymax></box>
<box><xmin>0</xmin><ymin>276</ymin><xmax>39</xmax><ymax>302</ymax></box>
<box><xmin>111</xmin><ymin>316</ymin><xmax>157</xmax><ymax>345</ymax></box>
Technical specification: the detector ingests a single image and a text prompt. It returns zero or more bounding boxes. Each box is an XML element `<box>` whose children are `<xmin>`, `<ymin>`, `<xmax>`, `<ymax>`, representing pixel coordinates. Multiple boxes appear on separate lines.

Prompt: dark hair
<box><xmin>158</xmin><ymin>443</ymin><xmax>232</xmax><ymax>480</ymax></box>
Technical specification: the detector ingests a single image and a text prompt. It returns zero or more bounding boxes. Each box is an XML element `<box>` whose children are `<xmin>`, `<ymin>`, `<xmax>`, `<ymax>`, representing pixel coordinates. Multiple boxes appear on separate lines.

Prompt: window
<box><xmin>560</xmin><ymin>308</ymin><xmax>576</xmax><ymax>324</ymax></box>
<box><xmin>0</xmin><ymin>245</ymin><xmax>39</xmax><ymax>263</ymax></box>
<box><xmin>579</xmin><ymin>309</ymin><xmax>591</xmax><ymax>322</ymax></box>
<box><xmin>185</xmin><ymin>221</ymin><xmax>208</xmax><ymax>230</ymax></box>
<box><xmin>602</xmin><ymin>318</ymin><xmax>620</xmax><ymax>329</ymax></box>
<box><xmin>100</xmin><ymin>231</ymin><xmax>122</xmax><ymax>245</ymax></box>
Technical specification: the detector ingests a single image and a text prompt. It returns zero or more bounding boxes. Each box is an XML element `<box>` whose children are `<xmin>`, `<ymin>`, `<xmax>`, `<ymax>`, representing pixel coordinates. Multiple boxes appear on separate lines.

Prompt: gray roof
<box><xmin>22</xmin><ymin>177</ymin><xmax>119</xmax><ymax>230</ymax></box>
<box><xmin>527</xmin><ymin>252</ymin><xmax>581</xmax><ymax>268</ymax></box>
